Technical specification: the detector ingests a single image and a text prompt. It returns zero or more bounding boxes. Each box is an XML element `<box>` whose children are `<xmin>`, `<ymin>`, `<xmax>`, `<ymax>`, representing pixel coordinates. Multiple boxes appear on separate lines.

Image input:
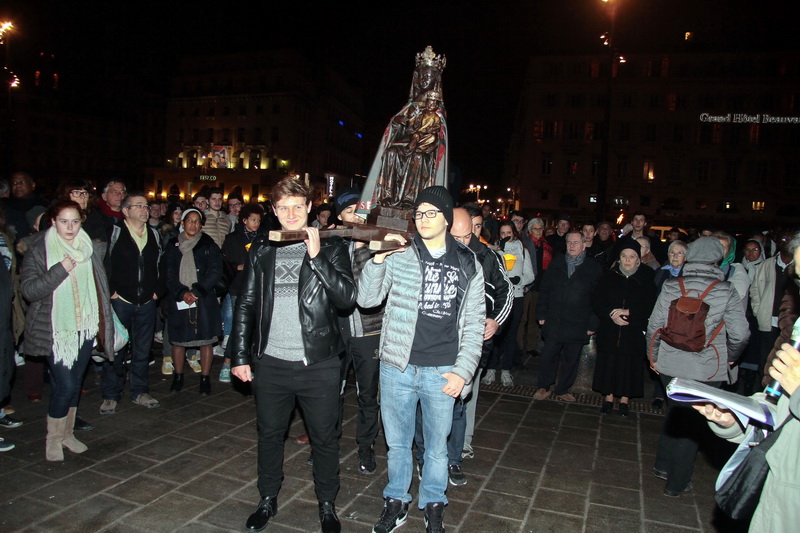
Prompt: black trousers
<box><xmin>537</xmin><ymin>340</ymin><xmax>583</xmax><ymax>395</ymax></box>
<box><xmin>253</xmin><ymin>355</ymin><xmax>341</xmax><ymax>502</ymax></box>
<box><xmin>654</xmin><ymin>374</ymin><xmax>722</xmax><ymax>492</ymax></box>
<box><xmin>338</xmin><ymin>334</ymin><xmax>381</xmax><ymax>448</ymax></box>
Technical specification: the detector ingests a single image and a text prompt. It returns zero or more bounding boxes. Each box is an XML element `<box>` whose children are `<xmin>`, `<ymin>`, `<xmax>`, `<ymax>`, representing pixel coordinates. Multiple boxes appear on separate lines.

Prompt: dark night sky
<box><xmin>3</xmin><ymin>0</ymin><xmax>799</xmax><ymax>186</ymax></box>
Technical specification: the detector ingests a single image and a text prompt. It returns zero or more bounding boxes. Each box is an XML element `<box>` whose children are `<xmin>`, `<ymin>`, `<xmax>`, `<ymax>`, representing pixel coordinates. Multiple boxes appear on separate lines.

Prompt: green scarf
<box><xmin>45</xmin><ymin>227</ymin><xmax>99</xmax><ymax>368</ymax></box>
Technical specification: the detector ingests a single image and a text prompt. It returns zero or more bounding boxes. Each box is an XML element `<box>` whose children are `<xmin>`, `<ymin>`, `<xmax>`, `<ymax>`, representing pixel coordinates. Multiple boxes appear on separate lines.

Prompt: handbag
<box><xmin>112</xmin><ymin>309</ymin><xmax>129</xmax><ymax>353</ymax></box>
<box><xmin>714</xmin><ymin>420</ymin><xmax>787</xmax><ymax>520</ymax></box>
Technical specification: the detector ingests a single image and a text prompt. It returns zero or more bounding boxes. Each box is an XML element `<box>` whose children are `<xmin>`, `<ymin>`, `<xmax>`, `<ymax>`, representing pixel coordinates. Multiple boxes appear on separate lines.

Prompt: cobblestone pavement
<box><xmin>0</xmin><ymin>352</ymin><xmax>751</xmax><ymax>532</ymax></box>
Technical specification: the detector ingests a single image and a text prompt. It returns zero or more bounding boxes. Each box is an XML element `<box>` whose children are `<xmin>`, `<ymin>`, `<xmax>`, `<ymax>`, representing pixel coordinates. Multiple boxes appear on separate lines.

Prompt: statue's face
<box><xmin>417</xmin><ymin>67</ymin><xmax>435</xmax><ymax>91</ymax></box>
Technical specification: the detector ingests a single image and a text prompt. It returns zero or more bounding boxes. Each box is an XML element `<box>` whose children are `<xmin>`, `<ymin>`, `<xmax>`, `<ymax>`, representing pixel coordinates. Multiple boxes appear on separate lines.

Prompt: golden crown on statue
<box><xmin>416</xmin><ymin>46</ymin><xmax>446</xmax><ymax>71</ymax></box>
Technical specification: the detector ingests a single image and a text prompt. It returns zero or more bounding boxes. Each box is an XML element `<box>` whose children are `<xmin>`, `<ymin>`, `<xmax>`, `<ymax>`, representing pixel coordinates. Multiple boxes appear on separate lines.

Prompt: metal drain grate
<box><xmin>480</xmin><ymin>383</ymin><xmax>665</xmax><ymax>415</ymax></box>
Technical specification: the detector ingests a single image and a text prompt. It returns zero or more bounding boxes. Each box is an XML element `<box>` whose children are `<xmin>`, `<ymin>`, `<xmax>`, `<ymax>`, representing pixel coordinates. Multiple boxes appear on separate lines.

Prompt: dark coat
<box><xmin>162</xmin><ymin>232</ymin><xmax>223</xmax><ymax>343</ymax></box>
<box><xmin>0</xmin><ymin>264</ymin><xmax>13</xmax><ymax>401</ymax></box>
<box><xmin>591</xmin><ymin>264</ymin><xmax>658</xmax><ymax>397</ymax></box>
<box><xmin>231</xmin><ymin>235</ymin><xmax>356</xmax><ymax>367</ymax></box>
<box><xmin>221</xmin><ymin>224</ymin><xmax>265</xmax><ymax>297</ymax></box>
<box><xmin>537</xmin><ymin>253</ymin><xmax>603</xmax><ymax>344</ymax></box>
<box><xmin>19</xmin><ymin>231</ymin><xmax>116</xmax><ymax>359</ymax></box>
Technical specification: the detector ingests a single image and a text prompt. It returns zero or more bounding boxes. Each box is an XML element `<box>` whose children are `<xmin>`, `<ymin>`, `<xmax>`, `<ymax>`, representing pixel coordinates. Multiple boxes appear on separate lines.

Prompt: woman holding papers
<box><xmin>162</xmin><ymin>209</ymin><xmax>222</xmax><ymax>395</ymax></box>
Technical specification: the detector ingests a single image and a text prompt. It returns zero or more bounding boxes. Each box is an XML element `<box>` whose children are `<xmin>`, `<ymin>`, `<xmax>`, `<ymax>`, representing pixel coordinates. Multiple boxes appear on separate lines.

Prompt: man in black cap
<box><xmin>546</xmin><ymin>213</ymin><xmax>571</xmax><ymax>256</ymax></box>
<box><xmin>358</xmin><ymin>186</ymin><xmax>485</xmax><ymax>533</ymax></box>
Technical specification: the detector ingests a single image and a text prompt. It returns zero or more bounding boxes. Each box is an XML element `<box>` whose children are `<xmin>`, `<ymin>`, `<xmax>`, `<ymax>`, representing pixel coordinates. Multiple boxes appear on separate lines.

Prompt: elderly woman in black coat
<box><xmin>162</xmin><ymin>209</ymin><xmax>222</xmax><ymax>395</ymax></box>
<box><xmin>591</xmin><ymin>241</ymin><xmax>658</xmax><ymax>416</ymax></box>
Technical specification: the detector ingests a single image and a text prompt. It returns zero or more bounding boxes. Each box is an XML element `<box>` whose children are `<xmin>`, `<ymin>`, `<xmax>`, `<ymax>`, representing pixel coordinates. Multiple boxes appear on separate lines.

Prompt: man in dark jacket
<box><xmin>230</xmin><ymin>177</ymin><xmax>356</xmax><ymax>533</ymax></box>
<box><xmin>101</xmin><ymin>192</ymin><xmax>164</xmax><ymax>414</ymax></box>
<box><xmin>535</xmin><ymin>231</ymin><xmax>603</xmax><ymax>401</ymax></box>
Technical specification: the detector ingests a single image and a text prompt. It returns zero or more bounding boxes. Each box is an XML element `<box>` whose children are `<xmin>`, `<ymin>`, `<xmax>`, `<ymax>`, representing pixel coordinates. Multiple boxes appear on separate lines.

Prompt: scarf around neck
<box><xmin>45</xmin><ymin>227</ymin><xmax>98</xmax><ymax>368</ymax></box>
<box><xmin>178</xmin><ymin>232</ymin><xmax>202</xmax><ymax>287</ymax></box>
<box><xmin>565</xmin><ymin>251</ymin><xmax>586</xmax><ymax>277</ymax></box>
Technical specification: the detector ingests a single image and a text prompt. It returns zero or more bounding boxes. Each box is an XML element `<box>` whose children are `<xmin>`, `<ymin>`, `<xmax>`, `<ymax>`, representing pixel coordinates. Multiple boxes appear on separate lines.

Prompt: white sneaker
<box><xmin>188</xmin><ymin>357</ymin><xmax>202</xmax><ymax>373</ymax></box>
<box><xmin>14</xmin><ymin>352</ymin><xmax>24</xmax><ymax>366</ymax></box>
<box><xmin>501</xmin><ymin>370</ymin><xmax>514</xmax><ymax>387</ymax></box>
<box><xmin>212</xmin><ymin>344</ymin><xmax>225</xmax><ymax>357</ymax></box>
<box><xmin>162</xmin><ymin>357</ymin><xmax>174</xmax><ymax>375</ymax></box>
<box><xmin>480</xmin><ymin>369</ymin><xmax>496</xmax><ymax>386</ymax></box>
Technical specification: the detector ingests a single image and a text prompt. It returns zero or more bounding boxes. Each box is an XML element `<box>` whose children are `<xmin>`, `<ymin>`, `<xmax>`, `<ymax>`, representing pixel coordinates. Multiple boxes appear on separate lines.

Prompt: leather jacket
<box><xmin>230</xmin><ymin>235</ymin><xmax>356</xmax><ymax>367</ymax></box>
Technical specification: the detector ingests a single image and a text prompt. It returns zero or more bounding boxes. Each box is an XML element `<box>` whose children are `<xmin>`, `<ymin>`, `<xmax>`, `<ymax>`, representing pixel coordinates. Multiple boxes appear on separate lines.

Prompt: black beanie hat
<box><xmin>414</xmin><ymin>186</ymin><xmax>453</xmax><ymax>226</ymax></box>
<box><xmin>620</xmin><ymin>239</ymin><xmax>642</xmax><ymax>259</ymax></box>
<box><xmin>334</xmin><ymin>187</ymin><xmax>361</xmax><ymax>217</ymax></box>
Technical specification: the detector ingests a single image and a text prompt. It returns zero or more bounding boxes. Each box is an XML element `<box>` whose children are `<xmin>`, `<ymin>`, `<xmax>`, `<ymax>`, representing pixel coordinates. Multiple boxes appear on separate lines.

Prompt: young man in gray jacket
<box><xmin>358</xmin><ymin>186</ymin><xmax>485</xmax><ymax>533</ymax></box>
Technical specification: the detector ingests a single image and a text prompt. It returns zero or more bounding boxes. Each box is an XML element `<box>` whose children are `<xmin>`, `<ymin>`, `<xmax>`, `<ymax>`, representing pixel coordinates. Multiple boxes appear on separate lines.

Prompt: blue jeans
<box><xmin>47</xmin><ymin>339</ymin><xmax>93</xmax><ymax>417</ymax></box>
<box><xmin>101</xmin><ymin>298</ymin><xmax>157</xmax><ymax>401</ymax></box>
<box><xmin>221</xmin><ymin>293</ymin><xmax>233</xmax><ymax>337</ymax></box>
<box><xmin>381</xmin><ymin>362</ymin><xmax>455</xmax><ymax>508</ymax></box>
<box><xmin>414</xmin><ymin>395</ymin><xmax>468</xmax><ymax>467</ymax></box>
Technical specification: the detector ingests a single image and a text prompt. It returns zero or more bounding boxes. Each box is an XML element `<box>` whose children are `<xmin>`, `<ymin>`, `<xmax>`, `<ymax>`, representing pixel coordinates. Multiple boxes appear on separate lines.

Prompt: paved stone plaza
<box><xmin>0</xmin><ymin>354</ymin><xmax>751</xmax><ymax>533</ymax></box>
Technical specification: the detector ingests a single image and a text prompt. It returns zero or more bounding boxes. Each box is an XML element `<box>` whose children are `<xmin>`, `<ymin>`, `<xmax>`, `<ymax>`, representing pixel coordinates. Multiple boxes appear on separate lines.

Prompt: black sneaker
<box><xmin>0</xmin><ymin>415</ymin><xmax>22</xmax><ymax>428</ymax></box>
<box><xmin>423</xmin><ymin>502</ymin><xmax>446</xmax><ymax>533</ymax></box>
<box><xmin>359</xmin><ymin>446</ymin><xmax>377</xmax><ymax>475</ymax></box>
<box><xmin>373</xmin><ymin>497</ymin><xmax>408</xmax><ymax>533</ymax></box>
<box><xmin>447</xmin><ymin>464</ymin><xmax>467</xmax><ymax>486</ymax></box>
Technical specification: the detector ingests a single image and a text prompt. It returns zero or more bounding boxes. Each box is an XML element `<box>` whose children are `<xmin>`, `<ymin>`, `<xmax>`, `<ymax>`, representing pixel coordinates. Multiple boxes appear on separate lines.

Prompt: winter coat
<box><xmin>19</xmin><ymin>231</ymin><xmax>115</xmax><ymax>359</ymax></box>
<box><xmin>230</xmin><ymin>235</ymin><xmax>355</xmax><ymax>367</ymax></box>
<box><xmin>750</xmin><ymin>255</ymin><xmax>782</xmax><ymax>332</ymax></box>
<box><xmin>202</xmin><ymin>210</ymin><xmax>232</xmax><ymax>249</ymax></box>
<box><xmin>221</xmin><ymin>224</ymin><xmax>265</xmax><ymax>297</ymax></box>
<box><xmin>162</xmin><ymin>232</ymin><xmax>223</xmax><ymax>343</ymax></box>
<box><xmin>536</xmin><ymin>253</ymin><xmax>603</xmax><ymax>344</ymax></box>
<box><xmin>499</xmin><ymin>239</ymin><xmax>535</xmax><ymax>298</ymax></box>
<box><xmin>357</xmin><ymin>234</ymin><xmax>485</xmax><ymax>385</ymax></box>
<box><xmin>591</xmin><ymin>264</ymin><xmax>658</xmax><ymax>397</ymax></box>
<box><xmin>647</xmin><ymin>263</ymin><xmax>750</xmax><ymax>383</ymax></box>
<box><xmin>0</xmin><ymin>265</ymin><xmax>13</xmax><ymax>401</ymax></box>
<box><xmin>710</xmin><ymin>391</ymin><xmax>800</xmax><ymax>532</ymax></box>
<box><xmin>467</xmin><ymin>236</ymin><xmax>513</xmax><ymax>326</ymax></box>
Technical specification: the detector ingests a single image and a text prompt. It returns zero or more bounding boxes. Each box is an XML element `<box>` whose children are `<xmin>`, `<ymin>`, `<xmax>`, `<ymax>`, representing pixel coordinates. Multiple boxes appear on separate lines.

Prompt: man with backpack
<box><xmin>647</xmin><ymin>236</ymin><xmax>749</xmax><ymax>497</ymax></box>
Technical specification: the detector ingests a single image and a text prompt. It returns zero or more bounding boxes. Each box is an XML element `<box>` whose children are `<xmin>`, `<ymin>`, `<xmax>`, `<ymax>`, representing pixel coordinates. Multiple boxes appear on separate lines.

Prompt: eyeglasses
<box><xmin>70</xmin><ymin>190</ymin><xmax>90</xmax><ymax>198</ymax></box>
<box><xmin>413</xmin><ymin>210</ymin><xmax>442</xmax><ymax>220</ymax></box>
<box><xmin>228</xmin><ymin>202</ymin><xmax>242</xmax><ymax>208</ymax></box>
<box><xmin>128</xmin><ymin>204</ymin><xmax>150</xmax><ymax>211</ymax></box>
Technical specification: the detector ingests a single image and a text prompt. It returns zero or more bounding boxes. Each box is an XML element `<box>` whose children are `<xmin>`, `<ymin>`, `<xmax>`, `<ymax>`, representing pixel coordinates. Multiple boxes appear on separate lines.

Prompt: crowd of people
<box><xmin>0</xmin><ymin>171</ymin><xmax>798</xmax><ymax>532</ymax></box>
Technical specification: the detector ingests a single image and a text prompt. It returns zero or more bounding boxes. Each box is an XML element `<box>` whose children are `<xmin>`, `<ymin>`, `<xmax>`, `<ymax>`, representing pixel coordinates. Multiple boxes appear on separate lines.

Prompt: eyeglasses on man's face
<box><xmin>413</xmin><ymin>210</ymin><xmax>442</xmax><ymax>220</ymax></box>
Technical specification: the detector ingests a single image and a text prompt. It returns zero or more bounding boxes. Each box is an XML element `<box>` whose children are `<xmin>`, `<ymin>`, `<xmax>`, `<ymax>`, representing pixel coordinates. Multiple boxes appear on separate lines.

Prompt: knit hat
<box><xmin>414</xmin><ymin>186</ymin><xmax>453</xmax><ymax>226</ymax></box>
<box><xmin>620</xmin><ymin>240</ymin><xmax>642</xmax><ymax>259</ymax></box>
<box><xmin>334</xmin><ymin>187</ymin><xmax>361</xmax><ymax>217</ymax></box>
<box><xmin>557</xmin><ymin>213</ymin><xmax>572</xmax><ymax>224</ymax></box>
<box><xmin>26</xmin><ymin>205</ymin><xmax>48</xmax><ymax>229</ymax></box>
<box><xmin>686</xmin><ymin>236</ymin><xmax>724</xmax><ymax>264</ymax></box>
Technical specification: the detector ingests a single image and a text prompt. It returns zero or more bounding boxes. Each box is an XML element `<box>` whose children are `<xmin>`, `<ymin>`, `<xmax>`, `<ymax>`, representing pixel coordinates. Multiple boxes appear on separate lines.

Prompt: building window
<box><xmin>237</xmin><ymin>128</ymin><xmax>245</xmax><ymax>143</ymax></box>
<box><xmin>254</xmin><ymin>128</ymin><xmax>262</xmax><ymax>143</ymax></box>
<box><xmin>543</xmin><ymin>121</ymin><xmax>558</xmax><ymax>139</ymax></box>
<box><xmin>749</xmin><ymin>124</ymin><xmax>760</xmax><ymax>145</ymax></box>
<box><xmin>613</xmin><ymin>196</ymin><xmax>629</xmax><ymax>207</ymax></box>
<box><xmin>725</xmin><ymin>161</ymin><xmax>739</xmax><ymax>188</ymax></box>
<box><xmin>222</xmin><ymin>128</ymin><xmax>230</xmax><ymax>143</ymax></box>
<box><xmin>617</xmin><ymin>157</ymin><xmax>628</xmax><ymax>178</ymax></box>
<box><xmin>239</xmin><ymin>106</ymin><xmax>247</xmax><ymax>117</ymax></box>
<box><xmin>752</xmin><ymin>201</ymin><xmax>765</xmax><ymax>212</ymax></box>
<box><xmin>660</xmin><ymin>56</ymin><xmax>670</xmax><ymax>77</ymax></box>
<box><xmin>566</xmin><ymin>121</ymin><xmax>580</xmax><ymax>140</ymax></box>
<box><xmin>532</xmin><ymin>120</ymin><xmax>544</xmax><ymax>141</ymax></box>
<box><xmin>618</xmin><ymin>122</ymin><xmax>630</xmax><ymax>141</ymax></box>
<box><xmin>541</xmin><ymin>154</ymin><xmax>553</xmax><ymax>176</ymax></box>
<box><xmin>644</xmin><ymin>123</ymin><xmax>657</xmax><ymax>142</ymax></box>
<box><xmin>591</xmin><ymin>159</ymin><xmax>600</xmax><ymax>177</ymax></box>
<box><xmin>589</xmin><ymin>194</ymin><xmax>598</xmax><ymax>203</ymax></box>
<box><xmin>584</xmin><ymin>121</ymin><xmax>595</xmax><ymax>141</ymax></box>
<box><xmin>271</xmin><ymin>127</ymin><xmax>279</xmax><ymax>142</ymax></box>
<box><xmin>206</xmin><ymin>128</ymin><xmax>214</xmax><ymax>143</ymax></box>
<box><xmin>667</xmin><ymin>93</ymin><xmax>677</xmax><ymax>111</ymax></box>
<box><xmin>643</xmin><ymin>160</ymin><xmax>655</xmax><ymax>181</ymax></box>
<box><xmin>697</xmin><ymin>160</ymin><xmax>710</xmax><ymax>183</ymax></box>
<box><xmin>566</xmin><ymin>159</ymin><xmax>578</xmax><ymax>175</ymax></box>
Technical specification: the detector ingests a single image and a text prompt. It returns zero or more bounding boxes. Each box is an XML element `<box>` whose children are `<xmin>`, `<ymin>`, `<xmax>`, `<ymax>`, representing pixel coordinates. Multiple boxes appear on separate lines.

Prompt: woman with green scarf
<box><xmin>20</xmin><ymin>200</ymin><xmax>115</xmax><ymax>461</ymax></box>
<box><xmin>714</xmin><ymin>231</ymin><xmax>750</xmax><ymax>309</ymax></box>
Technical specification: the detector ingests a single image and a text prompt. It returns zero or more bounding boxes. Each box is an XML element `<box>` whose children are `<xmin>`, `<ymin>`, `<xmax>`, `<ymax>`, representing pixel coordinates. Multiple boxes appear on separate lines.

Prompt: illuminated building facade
<box><xmin>148</xmin><ymin>50</ymin><xmax>367</xmax><ymax>204</ymax></box>
<box><xmin>505</xmin><ymin>51</ymin><xmax>800</xmax><ymax>228</ymax></box>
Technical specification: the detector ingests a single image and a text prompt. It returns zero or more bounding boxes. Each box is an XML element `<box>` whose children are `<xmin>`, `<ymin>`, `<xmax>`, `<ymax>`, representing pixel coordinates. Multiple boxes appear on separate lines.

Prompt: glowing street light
<box><xmin>0</xmin><ymin>22</ymin><xmax>12</xmax><ymax>44</ymax></box>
